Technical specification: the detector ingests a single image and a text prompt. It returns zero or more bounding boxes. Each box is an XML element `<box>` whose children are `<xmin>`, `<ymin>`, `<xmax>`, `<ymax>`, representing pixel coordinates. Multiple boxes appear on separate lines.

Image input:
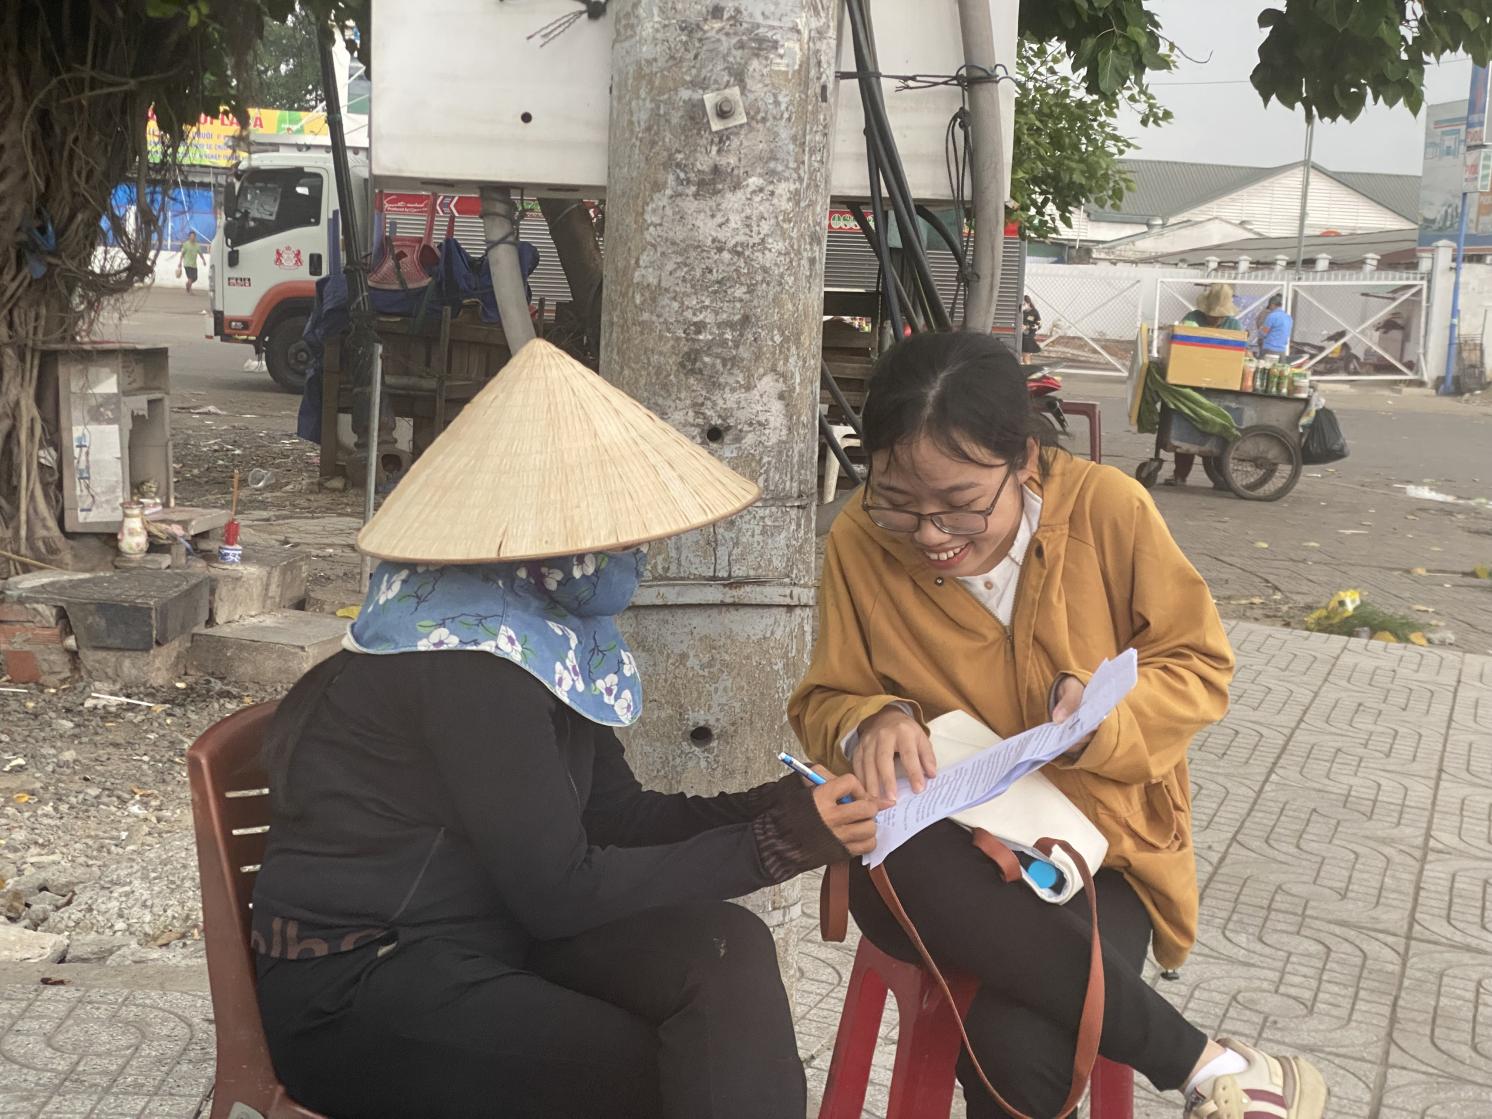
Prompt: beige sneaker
<box><xmin>1184</xmin><ymin>1039</ymin><xmax>1328</xmax><ymax>1119</ymax></box>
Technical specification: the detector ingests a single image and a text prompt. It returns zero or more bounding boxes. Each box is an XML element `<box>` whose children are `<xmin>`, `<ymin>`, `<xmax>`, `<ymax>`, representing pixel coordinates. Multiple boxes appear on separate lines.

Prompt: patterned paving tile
<box><xmin>0</xmin><ymin>989</ymin><xmax>211</xmax><ymax>1119</ymax></box>
<box><xmin>2</xmin><ymin>622</ymin><xmax>1488</xmax><ymax>1118</ymax></box>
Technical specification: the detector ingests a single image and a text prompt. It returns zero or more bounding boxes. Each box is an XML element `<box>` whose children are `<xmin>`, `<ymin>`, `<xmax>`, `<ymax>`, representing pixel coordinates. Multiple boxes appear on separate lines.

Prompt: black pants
<box><xmin>850</xmin><ymin>822</ymin><xmax>1207</xmax><ymax>1119</ymax></box>
<box><xmin>257</xmin><ymin>901</ymin><xmax>805</xmax><ymax>1119</ymax></box>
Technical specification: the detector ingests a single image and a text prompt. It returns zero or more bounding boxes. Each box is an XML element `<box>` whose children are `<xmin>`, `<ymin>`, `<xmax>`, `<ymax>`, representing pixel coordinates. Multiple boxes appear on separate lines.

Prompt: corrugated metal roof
<box><xmin>1330</xmin><ymin>170</ymin><xmax>1420</xmax><ymax>221</ymax></box>
<box><xmin>1090</xmin><ymin>159</ymin><xmax>1419</xmax><ymax>223</ymax></box>
<box><xmin>1092</xmin><ymin>160</ymin><xmax>1274</xmax><ymax>223</ymax></box>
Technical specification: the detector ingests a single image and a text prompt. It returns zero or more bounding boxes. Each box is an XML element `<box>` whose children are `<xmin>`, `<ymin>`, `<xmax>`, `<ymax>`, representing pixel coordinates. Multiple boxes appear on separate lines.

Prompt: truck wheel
<box><xmin>265</xmin><ymin>313</ymin><xmax>311</xmax><ymax>394</ymax></box>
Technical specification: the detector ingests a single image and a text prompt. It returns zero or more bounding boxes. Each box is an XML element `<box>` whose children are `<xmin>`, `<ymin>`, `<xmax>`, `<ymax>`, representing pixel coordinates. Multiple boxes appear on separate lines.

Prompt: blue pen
<box><xmin>777</xmin><ymin>751</ymin><xmax>855</xmax><ymax>804</ymax></box>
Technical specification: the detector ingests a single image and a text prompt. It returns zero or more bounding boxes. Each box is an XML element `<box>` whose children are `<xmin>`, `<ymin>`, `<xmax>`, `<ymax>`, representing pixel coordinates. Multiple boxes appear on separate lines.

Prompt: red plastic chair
<box><xmin>819</xmin><ymin>937</ymin><xmax>1133</xmax><ymax>1119</ymax></box>
<box><xmin>187</xmin><ymin>702</ymin><xmax>330</xmax><ymax>1119</ymax></box>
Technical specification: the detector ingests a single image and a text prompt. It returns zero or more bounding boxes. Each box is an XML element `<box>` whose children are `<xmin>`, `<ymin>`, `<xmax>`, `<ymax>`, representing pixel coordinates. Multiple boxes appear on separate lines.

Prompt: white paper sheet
<box><xmin>863</xmin><ymin>648</ymin><xmax>1138</xmax><ymax>866</ymax></box>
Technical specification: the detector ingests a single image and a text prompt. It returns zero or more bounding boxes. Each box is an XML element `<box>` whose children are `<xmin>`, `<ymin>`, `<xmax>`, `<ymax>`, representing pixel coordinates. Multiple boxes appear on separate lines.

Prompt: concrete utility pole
<box><xmin>603</xmin><ymin>0</ymin><xmax>838</xmax><ymax>978</ymax></box>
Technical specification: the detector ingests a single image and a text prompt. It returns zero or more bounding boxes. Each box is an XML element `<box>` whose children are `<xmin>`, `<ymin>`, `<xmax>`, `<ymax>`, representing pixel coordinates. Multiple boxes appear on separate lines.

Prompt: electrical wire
<box><xmin>844</xmin><ymin>0</ymin><xmax>953</xmax><ymax>334</ymax></box>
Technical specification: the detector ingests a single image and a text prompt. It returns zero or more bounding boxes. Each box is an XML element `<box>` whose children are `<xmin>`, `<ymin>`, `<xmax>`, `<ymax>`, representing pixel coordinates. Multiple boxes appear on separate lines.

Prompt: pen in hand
<box><xmin>777</xmin><ymin>751</ymin><xmax>856</xmax><ymax>805</ymax></box>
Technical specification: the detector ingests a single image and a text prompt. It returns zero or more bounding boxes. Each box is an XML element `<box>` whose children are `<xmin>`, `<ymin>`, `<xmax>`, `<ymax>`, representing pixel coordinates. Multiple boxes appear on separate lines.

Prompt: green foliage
<box><xmin>1017</xmin><ymin>0</ymin><xmax>1492</xmax><ymax>237</ymax></box>
<box><xmin>1029</xmin><ymin>0</ymin><xmax>1492</xmax><ymax>124</ymax></box>
<box><xmin>1019</xmin><ymin>0</ymin><xmax>1174</xmax><ymax>97</ymax></box>
<box><xmin>1010</xmin><ymin>37</ymin><xmax>1172</xmax><ymax>241</ymax></box>
<box><xmin>251</xmin><ymin>4</ymin><xmax>326</xmax><ymax>110</ymax></box>
<box><xmin>138</xmin><ymin>0</ymin><xmax>369</xmax><ymax>132</ymax></box>
<box><xmin>1252</xmin><ymin>0</ymin><xmax>1492</xmax><ymax>120</ymax></box>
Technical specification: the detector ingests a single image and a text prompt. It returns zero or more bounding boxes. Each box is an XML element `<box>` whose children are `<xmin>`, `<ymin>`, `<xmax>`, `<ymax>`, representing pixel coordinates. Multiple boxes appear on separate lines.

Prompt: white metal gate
<box><xmin>1025</xmin><ymin>272</ymin><xmax>1144</xmax><ymax>376</ymax></box>
<box><xmin>1287</xmin><ymin>275</ymin><xmax>1427</xmax><ymax>382</ymax></box>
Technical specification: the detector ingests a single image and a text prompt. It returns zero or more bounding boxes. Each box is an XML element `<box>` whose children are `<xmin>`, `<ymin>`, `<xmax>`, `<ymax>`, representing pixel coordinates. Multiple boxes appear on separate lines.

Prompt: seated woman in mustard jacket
<box><xmin>790</xmin><ymin>332</ymin><xmax>1326</xmax><ymax>1119</ymax></box>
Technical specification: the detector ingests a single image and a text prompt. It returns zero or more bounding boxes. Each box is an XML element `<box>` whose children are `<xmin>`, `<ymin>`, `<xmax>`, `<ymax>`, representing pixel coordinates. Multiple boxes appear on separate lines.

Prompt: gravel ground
<box><xmin>0</xmin><ymin>677</ymin><xmax>268</xmax><ymax>958</ymax></box>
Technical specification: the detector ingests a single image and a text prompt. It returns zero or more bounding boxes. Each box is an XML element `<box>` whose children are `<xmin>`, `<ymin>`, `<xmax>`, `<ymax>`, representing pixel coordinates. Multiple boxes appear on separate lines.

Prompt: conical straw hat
<box><xmin>357</xmin><ymin>338</ymin><xmax>761</xmax><ymax>563</ymax></box>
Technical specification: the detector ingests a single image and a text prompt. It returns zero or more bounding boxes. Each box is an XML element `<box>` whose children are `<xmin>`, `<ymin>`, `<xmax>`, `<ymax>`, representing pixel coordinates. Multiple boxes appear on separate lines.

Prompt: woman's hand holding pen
<box><xmin>852</xmin><ymin>707</ymin><xmax>936</xmax><ymax>804</ymax></box>
<box><xmin>807</xmin><ymin>766</ymin><xmax>879</xmax><ymax>856</ymax></box>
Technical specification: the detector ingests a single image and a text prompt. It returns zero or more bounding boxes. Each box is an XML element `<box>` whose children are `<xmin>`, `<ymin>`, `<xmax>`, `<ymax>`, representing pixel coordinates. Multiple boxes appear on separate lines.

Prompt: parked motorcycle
<box><xmin>1289</xmin><ymin>330</ymin><xmax>1362</xmax><ymax>377</ymax></box>
<box><xmin>1027</xmin><ymin>368</ymin><xmax>1069</xmax><ymax>434</ymax></box>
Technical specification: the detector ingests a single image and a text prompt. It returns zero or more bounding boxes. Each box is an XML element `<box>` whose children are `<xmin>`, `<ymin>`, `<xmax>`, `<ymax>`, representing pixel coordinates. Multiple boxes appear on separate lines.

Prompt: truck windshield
<box><xmin>231</xmin><ymin>169</ymin><xmax>323</xmax><ymax>244</ymax></box>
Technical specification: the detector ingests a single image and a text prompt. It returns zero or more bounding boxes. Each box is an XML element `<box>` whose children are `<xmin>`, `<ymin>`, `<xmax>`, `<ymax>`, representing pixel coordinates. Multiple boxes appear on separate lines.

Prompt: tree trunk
<box><xmin>602</xmin><ymin>0</ymin><xmax>838</xmax><ymax>984</ymax></box>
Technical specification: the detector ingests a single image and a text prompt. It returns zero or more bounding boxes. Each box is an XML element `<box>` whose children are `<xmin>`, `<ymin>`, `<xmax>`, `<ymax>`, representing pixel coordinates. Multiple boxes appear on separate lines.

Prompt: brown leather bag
<box><xmin>820</xmin><ymin>831</ymin><xmax>1105</xmax><ymax>1119</ymax></box>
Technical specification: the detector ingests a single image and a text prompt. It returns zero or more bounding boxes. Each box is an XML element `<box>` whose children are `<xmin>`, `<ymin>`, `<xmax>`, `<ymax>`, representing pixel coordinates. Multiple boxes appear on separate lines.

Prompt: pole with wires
<box><xmin>956</xmin><ymin>0</ymin><xmax>1005</xmax><ymax>333</ymax></box>
<box><xmin>1293</xmin><ymin>118</ymin><xmax>1315</xmax><ymax>275</ymax></box>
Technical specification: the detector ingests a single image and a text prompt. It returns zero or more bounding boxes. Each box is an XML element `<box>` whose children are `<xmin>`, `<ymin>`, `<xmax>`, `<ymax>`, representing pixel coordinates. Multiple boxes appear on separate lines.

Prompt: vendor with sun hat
<box><xmin>1166</xmin><ymin>283</ymin><xmax>1244</xmax><ymax>487</ymax></box>
<box><xmin>250</xmin><ymin>339</ymin><xmax>878</xmax><ymax>1119</ymax></box>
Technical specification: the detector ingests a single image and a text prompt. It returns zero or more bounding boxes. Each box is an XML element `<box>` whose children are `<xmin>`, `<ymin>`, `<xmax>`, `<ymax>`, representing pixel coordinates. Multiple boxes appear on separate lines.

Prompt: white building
<box><xmin>1051</xmin><ymin>159</ymin><xmax>1418</xmax><ymax>261</ymax></box>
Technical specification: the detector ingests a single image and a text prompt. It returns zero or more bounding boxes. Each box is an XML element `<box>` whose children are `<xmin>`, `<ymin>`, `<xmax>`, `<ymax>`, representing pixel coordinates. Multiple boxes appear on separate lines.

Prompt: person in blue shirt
<box><xmin>1257</xmin><ymin>294</ymin><xmax>1293</xmax><ymax>359</ymax></box>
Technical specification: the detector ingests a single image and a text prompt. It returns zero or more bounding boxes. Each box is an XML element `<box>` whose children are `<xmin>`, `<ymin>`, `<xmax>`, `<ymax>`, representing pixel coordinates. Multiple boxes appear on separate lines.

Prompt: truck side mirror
<box><xmin>221</xmin><ymin>180</ymin><xmax>240</xmax><ymax>247</ymax></box>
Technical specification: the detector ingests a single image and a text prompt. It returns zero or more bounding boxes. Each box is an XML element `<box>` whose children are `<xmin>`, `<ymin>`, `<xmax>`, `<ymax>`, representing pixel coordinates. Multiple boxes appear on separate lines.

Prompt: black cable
<box><xmin>855</xmin><ymin>50</ymin><xmax>906</xmax><ymax>340</ymax></box>
<box><xmin>850</xmin><ymin>0</ymin><xmax>945</xmax><ymax>322</ymax></box>
<box><xmin>943</xmin><ymin>61</ymin><xmax>975</xmax><ymax>323</ymax></box>
<box><xmin>846</xmin><ymin>0</ymin><xmax>951</xmax><ymax>331</ymax></box>
<box><xmin>818</xmin><ymin>411</ymin><xmax>862</xmax><ymax>487</ymax></box>
<box><xmin>915</xmin><ymin>204</ymin><xmax>967</xmax><ymax>272</ymax></box>
<box><xmin>821</xmin><ymin>360</ymin><xmax>863</xmax><ymax>440</ymax></box>
<box><xmin>847</xmin><ymin>203</ymin><xmax>911</xmax><ymax>339</ymax></box>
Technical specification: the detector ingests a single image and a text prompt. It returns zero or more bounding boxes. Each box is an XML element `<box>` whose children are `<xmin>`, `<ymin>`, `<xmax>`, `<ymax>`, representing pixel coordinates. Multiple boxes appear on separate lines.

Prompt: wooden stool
<box><xmin>818</xmin><ymin>938</ymin><xmax>1134</xmax><ymax>1119</ymax></box>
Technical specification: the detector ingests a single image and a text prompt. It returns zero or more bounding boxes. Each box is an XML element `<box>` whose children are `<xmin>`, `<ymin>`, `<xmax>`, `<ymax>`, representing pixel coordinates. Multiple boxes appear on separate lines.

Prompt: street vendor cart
<box><xmin>1128</xmin><ymin>322</ymin><xmax>1310</xmax><ymax>503</ymax></box>
<box><xmin>1136</xmin><ymin>389</ymin><xmax>1307</xmax><ymax>501</ymax></box>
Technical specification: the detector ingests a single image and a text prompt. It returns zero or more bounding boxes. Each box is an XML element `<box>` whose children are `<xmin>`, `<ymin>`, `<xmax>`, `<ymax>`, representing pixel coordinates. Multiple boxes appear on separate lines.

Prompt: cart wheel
<box><xmin>1135</xmin><ymin>459</ymin><xmax>1163</xmax><ymax>489</ymax></box>
<box><xmin>1202</xmin><ymin>455</ymin><xmax>1229</xmax><ymax>490</ymax></box>
<box><xmin>1221</xmin><ymin>425</ymin><xmax>1302</xmax><ymax>502</ymax></box>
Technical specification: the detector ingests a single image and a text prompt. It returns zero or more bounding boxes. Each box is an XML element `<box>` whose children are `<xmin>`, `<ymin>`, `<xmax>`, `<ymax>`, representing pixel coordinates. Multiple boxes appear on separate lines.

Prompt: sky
<box><xmin>1117</xmin><ymin>1</ymin><xmax>1477</xmax><ymax>175</ymax></box>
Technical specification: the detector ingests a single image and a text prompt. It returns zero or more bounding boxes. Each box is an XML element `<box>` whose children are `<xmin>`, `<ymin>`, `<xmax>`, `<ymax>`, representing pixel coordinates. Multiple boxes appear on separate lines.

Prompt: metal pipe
<box><xmin>480</xmin><ymin>186</ymin><xmax>537</xmax><ymax>349</ymax></box>
<box><xmin>821</xmin><ymin>361</ymin><xmax>863</xmax><ymax>439</ymax></box>
<box><xmin>1293</xmin><ymin>119</ymin><xmax>1314</xmax><ymax>276</ymax></box>
<box><xmin>956</xmin><ymin>0</ymin><xmax>1005</xmax><ymax>332</ymax></box>
<box><xmin>359</xmin><ymin>340</ymin><xmax>383</xmax><ymax>591</ymax></box>
<box><xmin>819</xmin><ymin>411</ymin><xmax>862</xmax><ymax>486</ymax></box>
<box><xmin>1441</xmin><ymin>189</ymin><xmax>1472</xmax><ymax>395</ymax></box>
<box><xmin>316</xmin><ymin>24</ymin><xmax>367</xmax><ymax>316</ymax></box>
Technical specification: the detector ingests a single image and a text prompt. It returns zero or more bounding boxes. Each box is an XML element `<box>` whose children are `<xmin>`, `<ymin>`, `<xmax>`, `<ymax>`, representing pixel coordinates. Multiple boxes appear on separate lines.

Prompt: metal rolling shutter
<box><xmin>392</xmin><ymin>210</ymin><xmax>1023</xmax><ymax>330</ymax></box>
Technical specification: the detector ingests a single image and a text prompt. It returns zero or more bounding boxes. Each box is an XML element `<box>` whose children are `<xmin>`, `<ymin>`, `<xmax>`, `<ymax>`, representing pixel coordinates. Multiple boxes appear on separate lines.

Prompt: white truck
<box><xmin>209</xmin><ymin>151</ymin><xmax>371</xmax><ymax>392</ymax></box>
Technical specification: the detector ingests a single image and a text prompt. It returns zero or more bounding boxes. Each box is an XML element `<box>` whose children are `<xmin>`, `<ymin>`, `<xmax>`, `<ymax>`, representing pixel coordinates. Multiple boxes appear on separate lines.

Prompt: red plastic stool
<box><xmin>1058</xmin><ymin>400</ymin><xmax>1103</xmax><ymax>464</ymax></box>
<box><xmin>819</xmin><ymin>938</ymin><xmax>1133</xmax><ymax>1119</ymax></box>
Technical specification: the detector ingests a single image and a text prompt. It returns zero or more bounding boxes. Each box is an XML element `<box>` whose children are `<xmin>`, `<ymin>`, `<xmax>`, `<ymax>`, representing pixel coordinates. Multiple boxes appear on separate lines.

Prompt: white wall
<box><xmin>1446</xmin><ymin>258</ymin><xmax>1492</xmax><ymax>383</ymax></box>
<box><xmin>1053</xmin><ymin>212</ymin><xmax>1148</xmax><ymax>244</ymax></box>
<box><xmin>1178</xmin><ymin>166</ymin><xmax>1413</xmax><ymax>237</ymax></box>
<box><xmin>1094</xmin><ymin>217</ymin><xmax>1253</xmax><ymax>260</ymax></box>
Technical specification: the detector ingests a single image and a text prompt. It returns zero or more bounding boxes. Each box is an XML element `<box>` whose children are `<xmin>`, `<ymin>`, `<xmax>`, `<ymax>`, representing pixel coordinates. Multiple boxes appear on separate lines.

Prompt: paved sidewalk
<box><xmin>793</xmin><ymin>621</ymin><xmax>1492</xmax><ymax>1118</ymax></box>
<box><xmin>3</xmin><ymin>621</ymin><xmax>1490</xmax><ymax>1118</ymax></box>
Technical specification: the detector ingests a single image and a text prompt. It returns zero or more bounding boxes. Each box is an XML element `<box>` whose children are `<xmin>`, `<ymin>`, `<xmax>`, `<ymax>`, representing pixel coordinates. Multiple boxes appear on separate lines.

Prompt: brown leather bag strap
<box><xmin>868</xmin><ymin>833</ymin><xmax>1105</xmax><ymax>1119</ymax></box>
<box><xmin>820</xmin><ymin>860</ymin><xmax>849</xmax><ymax>942</ymax></box>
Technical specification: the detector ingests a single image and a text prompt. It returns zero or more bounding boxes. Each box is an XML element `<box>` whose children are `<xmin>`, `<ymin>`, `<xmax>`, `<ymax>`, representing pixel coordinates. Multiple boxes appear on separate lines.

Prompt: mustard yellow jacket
<box><xmin>788</xmin><ymin>452</ymin><xmax>1233</xmax><ymax>968</ymax></box>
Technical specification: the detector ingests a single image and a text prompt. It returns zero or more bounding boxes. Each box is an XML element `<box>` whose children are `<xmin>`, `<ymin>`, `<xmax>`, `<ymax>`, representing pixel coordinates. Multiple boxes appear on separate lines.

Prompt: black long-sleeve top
<box><xmin>251</xmin><ymin>651</ymin><xmax>839</xmax><ymax>962</ymax></box>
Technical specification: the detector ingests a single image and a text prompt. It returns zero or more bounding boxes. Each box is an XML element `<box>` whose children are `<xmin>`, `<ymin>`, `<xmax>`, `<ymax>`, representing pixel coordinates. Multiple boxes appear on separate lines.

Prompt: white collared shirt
<box><xmin>955</xmin><ymin>488</ymin><xmax>1042</xmax><ymax>627</ymax></box>
<box><xmin>841</xmin><ymin>488</ymin><xmax>1044</xmax><ymax>757</ymax></box>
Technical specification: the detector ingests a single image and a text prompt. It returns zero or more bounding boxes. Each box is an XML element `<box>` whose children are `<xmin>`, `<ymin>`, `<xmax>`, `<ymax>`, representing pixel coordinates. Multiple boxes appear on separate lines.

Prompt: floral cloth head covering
<box><xmin>345</xmin><ymin>551</ymin><xmax>646</xmax><ymax>727</ymax></box>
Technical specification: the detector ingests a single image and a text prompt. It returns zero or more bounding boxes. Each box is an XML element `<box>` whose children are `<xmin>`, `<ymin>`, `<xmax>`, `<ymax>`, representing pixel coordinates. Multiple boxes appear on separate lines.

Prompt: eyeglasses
<box><xmin>862</xmin><ymin>466</ymin><xmax>1014</xmax><ymax>537</ymax></box>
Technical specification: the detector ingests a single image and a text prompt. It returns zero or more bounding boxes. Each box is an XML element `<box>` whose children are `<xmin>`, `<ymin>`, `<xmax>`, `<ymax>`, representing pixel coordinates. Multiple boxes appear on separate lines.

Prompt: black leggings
<box><xmin>257</xmin><ymin>901</ymin><xmax>805</xmax><ymax>1119</ymax></box>
<box><xmin>849</xmin><ymin>822</ymin><xmax>1207</xmax><ymax>1119</ymax></box>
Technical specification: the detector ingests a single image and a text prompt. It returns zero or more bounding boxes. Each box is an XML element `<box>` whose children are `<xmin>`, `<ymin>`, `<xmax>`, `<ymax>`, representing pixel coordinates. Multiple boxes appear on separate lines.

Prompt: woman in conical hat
<box><xmin>251</xmin><ymin>340</ymin><xmax>878</xmax><ymax>1119</ymax></box>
